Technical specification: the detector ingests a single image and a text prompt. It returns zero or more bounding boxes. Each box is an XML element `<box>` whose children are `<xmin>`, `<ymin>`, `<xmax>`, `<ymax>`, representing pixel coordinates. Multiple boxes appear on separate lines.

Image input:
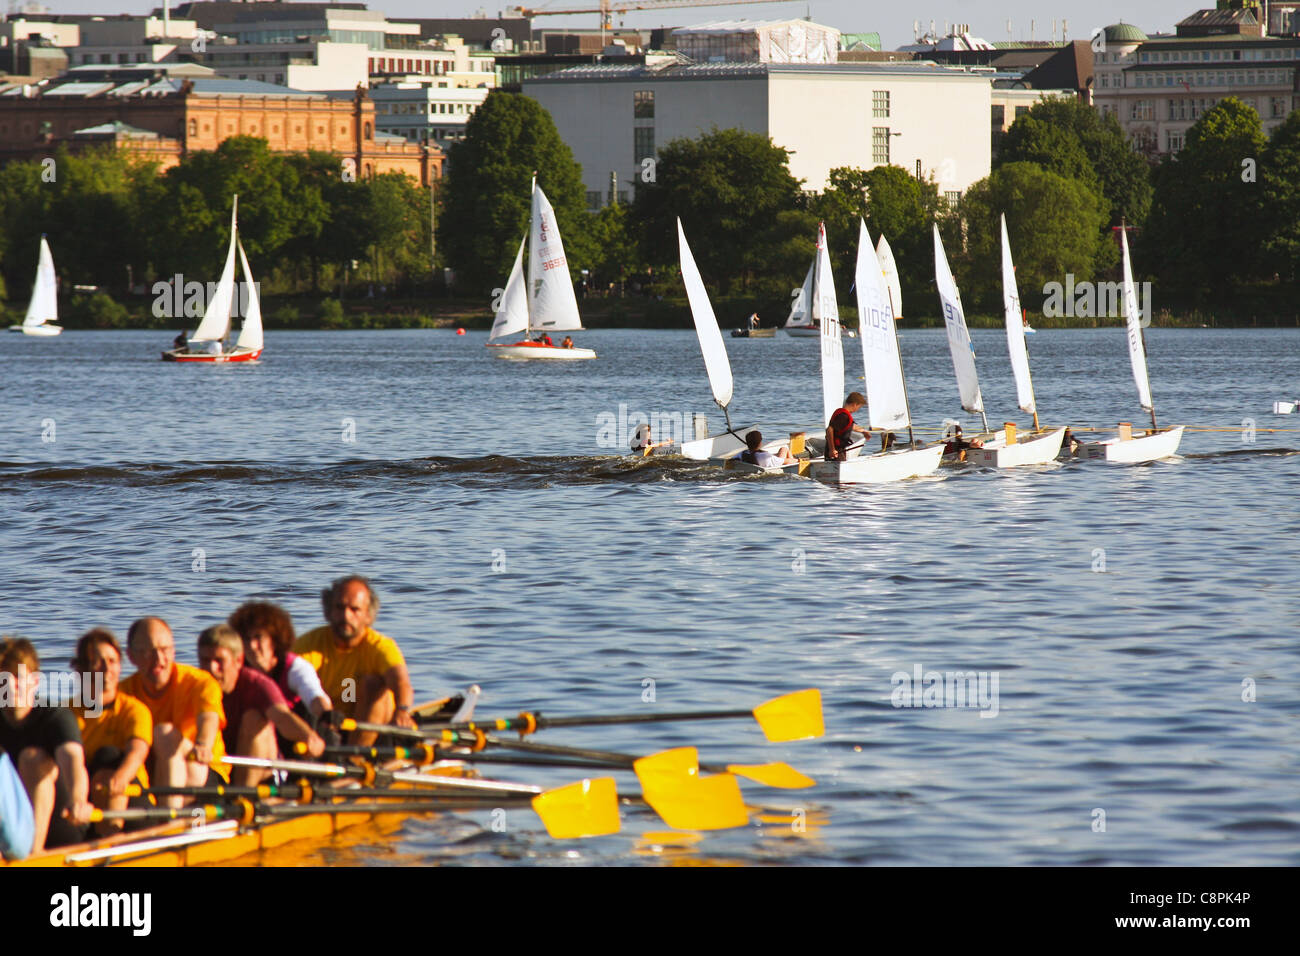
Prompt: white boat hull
<box><xmin>809</xmin><ymin>444</ymin><xmax>943</xmax><ymax>485</ymax></box>
<box><xmin>676</xmin><ymin>428</ymin><xmax>757</xmax><ymax>461</ymax></box>
<box><xmin>966</xmin><ymin>427</ymin><xmax>1065</xmax><ymax>468</ymax></box>
<box><xmin>9</xmin><ymin>323</ymin><xmax>61</xmax><ymax>336</ymax></box>
<box><xmin>486</xmin><ymin>342</ymin><xmax>596</xmax><ymax>361</ymax></box>
<box><xmin>1077</xmin><ymin>425</ymin><xmax>1184</xmax><ymax>463</ymax></box>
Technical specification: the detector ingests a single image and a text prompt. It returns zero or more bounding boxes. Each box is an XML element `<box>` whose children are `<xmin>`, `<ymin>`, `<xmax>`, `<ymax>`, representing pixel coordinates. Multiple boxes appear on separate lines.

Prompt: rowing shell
<box><xmin>3</xmin><ymin>691</ymin><xmax>493</xmax><ymax>868</ymax></box>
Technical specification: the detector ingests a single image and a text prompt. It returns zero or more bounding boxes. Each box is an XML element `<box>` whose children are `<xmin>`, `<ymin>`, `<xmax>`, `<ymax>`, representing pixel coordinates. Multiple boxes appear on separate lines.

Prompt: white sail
<box><xmin>676</xmin><ymin>219</ymin><xmax>733</xmax><ymax>409</ymax></box>
<box><xmin>528</xmin><ymin>182</ymin><xmax>582</xmax><ymax>332</ymax></box>
<box><xmin>933</xmin><ymin>224</ymin><xmax>984</xmax><ymax>415</ymax></box>
<box><xmin>22</xmin><ymin>236</ymin><xmax>57</xmax><ymax>327</ymax></box>
<box><xmin>1000</xmin><ymin>214</ymin><xmax>1036</xmax><ymax>415</ymax></box>
<box><xmin>489</xmin><ymin>237</ymin><xmax>529</xmax><ymax>341</ymax></box>
<box><xmin>234</xmin><ymin>239</ymin><xmax>263</xmax><ymax>353</ymax></box>
<box><xmin>876</xmin><ymin>234</ymin><xmax>903</xmax><ymax>321</ymax></box>
<box><xmin>191</xmin><ymin>202</ymin><xmax>238</xmax><ymax>343</ymax></box>
<box><xmin>856</xmin><ymin>222</ymin><xmax>910</xmax><ymax>432</ymax></box>
<box><xmin>1121</xmin><ymin>229</ymin><xmax>1153</xmax><ymax>413</ymax></box>
<box><xmin>815</xmin><ymin>223</ymin><xmax>843</xmax><ymax>426</ymax></box>
<box><xmin>784</xmin><ymin>262</ymin><xmax>815</xmax><ymax>328</ymax></box>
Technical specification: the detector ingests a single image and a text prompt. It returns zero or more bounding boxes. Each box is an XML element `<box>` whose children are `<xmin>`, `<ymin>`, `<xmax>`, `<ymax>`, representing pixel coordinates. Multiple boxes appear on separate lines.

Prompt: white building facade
<box><xmin>525</xmin><ymin>62</ymin><xmax>992</xmax><ymax>209</ymax></box>
<box><xmin>369</xmin><ymin>80</ymin><xmax>490</xmax><ymax>150</ymax></box>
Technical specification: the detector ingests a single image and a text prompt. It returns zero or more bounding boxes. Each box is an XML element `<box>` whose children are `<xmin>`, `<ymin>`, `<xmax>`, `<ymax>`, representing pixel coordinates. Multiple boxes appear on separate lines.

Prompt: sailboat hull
<box><xmin>966</xmin><ymin>427</ymin><xmax>1066</xmax><ymax>468</ymax></box>
<box><xmin>809</xmin><ymin>444</ymin><xmax>943</xmax><ymax>485</ymax></box>
<box><xmin>1077</xmin><ymin>425</ymin><xmax>1184</xmax><ymax>463</ymax></box>
<box><xmin>784</xmin><ymin>325</ymin><xmax>819</xmax><ymax>337</ymax></box>
<box><xmin>486</xmin><ymin>342</ymin><xmax>595</xmax><ymax>361</ymax></box>
<box><xmin>9</xmin><ymin>324</ymin><xmax>61</xmax><ymax>336</ymax></box>
<box><xmin>161</xmin><ymin>347</ymin><xmax>262</xmax><ymax>363</ymax></box>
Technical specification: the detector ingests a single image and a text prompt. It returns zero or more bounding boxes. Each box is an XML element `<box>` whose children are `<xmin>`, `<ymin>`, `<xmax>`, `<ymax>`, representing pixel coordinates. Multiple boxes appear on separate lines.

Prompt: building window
<box><xmin>872</xmin><ymin>127</ymin><xmax>890</xmax><ymax>164</ymax></box>
<box><xmin>991</xmin><ymin>104</ymin><xmax>1005</xmax><ymax>128</ymax></box>
<box><xmin>944</xmin><ymin>190</ymin><xmax>961</xmax><ymax>208</ymax></box>
<box><xmin>189</xmin><ymin>119</ymin><xmax>198</xmax><ymax>137</ymax></box>
<box><xmin>634</xmin><ymin>126</ymin><xmax>654</xmax><ymax>165</ymax></box>
<box><xmin>1014</xmin><ymin>106</ymin><xmax>1029</xmax><ymax>118</ymax></box>
<box><xmin>633</xmin><ymin>90</ymin><xmax>654</xmax><ymax>118</ymax></box>
<box><xmin>1167</xmin><ymin>131</ymin><xmax>1184</xmax><ymax>152</ymax></box>
<box><xmin>872</xmin><ymin>90</ymin><xmax>890</xmax><ymax>118</ymax></box>
<box><xmin>1273</xmin><ymin>95</ymin><xmax>1288</xmax><ymax>117</ymax></box>
<box><xmin>1131</xmin><ymin>99</ymin><xmax>1154</xmax><ymax>120</ymax></box>
<box><xmin>586</xmin><ymin>190</ymin><xmax>602</xmax><ymax>211</ymax></box>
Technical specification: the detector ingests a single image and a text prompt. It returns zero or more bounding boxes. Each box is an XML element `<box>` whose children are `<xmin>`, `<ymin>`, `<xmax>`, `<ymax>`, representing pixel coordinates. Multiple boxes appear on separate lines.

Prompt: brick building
<box><xmin>0</xmin><ymin>64</ymin><xmax>438</xmax><ymax>181</ymax></box>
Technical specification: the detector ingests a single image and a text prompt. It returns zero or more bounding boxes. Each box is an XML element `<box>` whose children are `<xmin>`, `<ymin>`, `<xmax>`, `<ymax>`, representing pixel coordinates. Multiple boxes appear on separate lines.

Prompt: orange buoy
<box><xmin>456</xmin><ymin>328</ymin><xmax>466</xmax><ymax>335</ymax></box>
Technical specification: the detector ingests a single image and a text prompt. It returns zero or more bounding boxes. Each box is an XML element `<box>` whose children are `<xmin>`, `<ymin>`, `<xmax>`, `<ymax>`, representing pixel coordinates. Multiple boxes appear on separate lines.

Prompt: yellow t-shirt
<box><xmin>76</xmin><ymin>691</ymin><xmax>152</xmax><ymax>788</ymax></box>
<box><xmin>293</xmin><ymin>626</ymin><xmax>406</xmax><ymax>718</ymax></box>
<box><xmin>121</xmin><ymin>662</ymin><xmax>228</xmax><ymax>776</ymax></box>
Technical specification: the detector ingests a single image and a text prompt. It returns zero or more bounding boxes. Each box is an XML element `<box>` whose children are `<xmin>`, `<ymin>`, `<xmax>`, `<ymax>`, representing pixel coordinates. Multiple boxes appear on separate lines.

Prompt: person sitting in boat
<box><xmin>121</xmin><ymin>617</ymin><xmax>228</xmax><ymax>807</ymax></box>
<box><xmin>197</xmin><ymin>624</ymin><xmax>324</xmax><ymax>787</ymax></box>
<box><xmin>749</xmin><ymin>313</ymin><xmax>760</xmax><ymax>330</ymax></box>
<box><xmin>826</xmin><ymin>393</ymin><xmax>871</xmax><ymax>461</ymax></box>
<box><xmin>942</xmin><ymin>425</ymin><xmax>984</xmax><ymax>458</ymax></box>
<box><xmin>537</xmin><ymin>332</ymin><xmax>554</xmax><ymax>346</ymax></box>
<box><xmin>561</xmin><ymin>336</ymin><xmax>574</xmax><ymax>349</ymax></box>
<box><xmin>69</xmin><ymin>628</ymin><xmax>152</xmax><ymax>835</ymax></box>
<box><xmin>228</xmin><ymin>601</ymin><xmax>333</xmax><ymax>729</ymax></box>
<box><xmin>294</xmin><ymin>575</ymin><xmax>416</xmax><ymax>747</ymax></box>
<box><xmin>173</xmin><ymin>330</ymin><xmax>187</xmax><ymax>351</ymax></box>
<box><xmin>738</xmin><ymin>430</ymin><xmax>797</xmax><ymax>467</ymax></box>
<box><xmin>0</xmin><ymin>638</ymin><xmax>94</xmax><ymax>853</ymax></box>
<box><xmin>1060</xmin><ymin>428</ymin><xmax>1082</xmax><ymax>455</ymax></box>
<box><xmin>0</xmin><ymin>741</ymin><xmax>34</xmax><ymax>861</ymax></box>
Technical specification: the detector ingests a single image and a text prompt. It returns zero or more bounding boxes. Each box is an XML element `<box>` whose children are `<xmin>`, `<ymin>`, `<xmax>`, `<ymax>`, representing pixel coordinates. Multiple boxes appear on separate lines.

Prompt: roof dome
<box><xmin>1104</xmin><ymin>22</ymin><xmax>1148</xmax><ymax>44</ymax></box>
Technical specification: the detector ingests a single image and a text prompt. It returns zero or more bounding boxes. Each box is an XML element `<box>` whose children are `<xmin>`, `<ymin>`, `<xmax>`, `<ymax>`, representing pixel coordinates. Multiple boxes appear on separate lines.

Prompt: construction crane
<box><xmin>509</xmin><ymin>1</ymin><xmax>789</xmax><ymax>34</ymax></box>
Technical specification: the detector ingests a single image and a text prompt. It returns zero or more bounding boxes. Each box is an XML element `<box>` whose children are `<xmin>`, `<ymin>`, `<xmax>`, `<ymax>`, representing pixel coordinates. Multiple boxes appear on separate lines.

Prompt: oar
<box><xmin>121</xmin><ymin>781</ymin><xmax>534</xmax><ymax>804</ymax></box>
<box><xmin>342</xmin><ymin>689</ymin><xmax>824</xmax><ymax>744</ymax></box>
<box><xmin>221</xmin><ymin>755</ymin><xmax>543</xmax><ymax>795</ymax></box>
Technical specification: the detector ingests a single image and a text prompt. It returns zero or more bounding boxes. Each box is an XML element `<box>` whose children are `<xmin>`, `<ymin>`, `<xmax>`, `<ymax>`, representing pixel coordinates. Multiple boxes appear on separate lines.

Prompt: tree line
<box><xmin>1</xmin><ymin>90</ymin><xmax>1292</xmax><ymax>326</ymax></box>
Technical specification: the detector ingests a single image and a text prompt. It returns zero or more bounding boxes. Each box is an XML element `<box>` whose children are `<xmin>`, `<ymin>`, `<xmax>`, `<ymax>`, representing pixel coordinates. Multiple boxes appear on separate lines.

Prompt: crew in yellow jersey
<box><xmin>70</xmin><ymin>629</ymin><xmax>151</xmax><ymax>834</ymax></box>
<box><xmin>121</xmin><ymin>617</ymin><xmax>227</xmax><ymax>808</ymax></box>
<box><xmin>294</xmin><ymin>576</ymin><xmax>415</xmax><ymax>747</ymax></box>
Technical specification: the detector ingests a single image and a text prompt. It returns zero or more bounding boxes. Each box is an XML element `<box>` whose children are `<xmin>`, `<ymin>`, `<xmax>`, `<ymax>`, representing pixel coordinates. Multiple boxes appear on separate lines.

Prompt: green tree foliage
<box><xmin>811</xmin><ymin>165</ymin><xmax>952</xmax><ymax>312</ymax></box>
<box><xmin>1257</xmin><ymin>110</ymin><xmax>1300</xmax><ymax>282</ymax></box>
<box><xmin>1142</xmin><ymin>97</ymin><xmax>1266</xmax><ymax>294</ymax></box>
<box><xmin>999</xmin><ymin>97</ymin><xmax>1152</xmax><ymax>227</ymax></box>
<box><xmin>958</xmin><ymin>162</ymin><xmax>1109</xmax><ymax>308</ymax></box>
<box><xmin>438</xmin><ymin>91</ymin><xmax>590</xmax><ymax>294</ymax></box>
<box><xmin>630</xmin><ymin>127</ymin><xmax>816</xmax><ymax>297</ymax></box>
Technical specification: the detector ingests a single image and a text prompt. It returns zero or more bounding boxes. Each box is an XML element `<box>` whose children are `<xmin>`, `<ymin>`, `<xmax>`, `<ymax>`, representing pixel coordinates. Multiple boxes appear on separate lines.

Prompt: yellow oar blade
<box><xmin>635</xmin><ymin>749</ymin><xmax>749</xmax><ymax>831</ymax></box>
<box><xmin>531</xmin><ymin>777</ymin><xmax>621</xmax><ymax>839</ymax></box>
<box><xmin>753</xmin><ymin>688</ymin><xmax>824</xmax><ymax>742</ymax></box>
<box><xmin>725</xmin><ymin>762</ymin><xmax>816</xmax><ymax>789</ymax></box>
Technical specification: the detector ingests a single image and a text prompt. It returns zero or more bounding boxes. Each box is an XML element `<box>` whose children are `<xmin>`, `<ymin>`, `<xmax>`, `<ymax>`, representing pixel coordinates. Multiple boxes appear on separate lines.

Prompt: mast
<box><xmin>525</xmin><ymin>173</ymin><xmax>536</xmax><ymax>339</ymax></box>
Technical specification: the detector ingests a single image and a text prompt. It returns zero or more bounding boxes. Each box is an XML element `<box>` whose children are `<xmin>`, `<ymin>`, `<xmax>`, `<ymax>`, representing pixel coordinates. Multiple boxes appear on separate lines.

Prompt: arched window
<box><xmin>364</xmin><ymin>121</ymin><xmax>372</xmax><ymax>138</ymax></box>
<box><xmin>189</xmin><ymin>118</ymin><xmax>198</xmax><ymax>137</ymax></box>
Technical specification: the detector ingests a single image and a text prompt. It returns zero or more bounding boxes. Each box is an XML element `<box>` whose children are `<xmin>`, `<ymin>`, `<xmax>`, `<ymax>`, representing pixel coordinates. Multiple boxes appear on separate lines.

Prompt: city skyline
<box><xmin>32</xmin><ymin>1</ymin><xmax>1220</xmax><ymax>49</ymax></box>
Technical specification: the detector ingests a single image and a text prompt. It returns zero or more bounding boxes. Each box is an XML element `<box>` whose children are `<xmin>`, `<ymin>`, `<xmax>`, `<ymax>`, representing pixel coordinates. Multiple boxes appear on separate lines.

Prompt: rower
<box><xmin>69</xmin><ymin>628</ymin><xmax>152</xmax><ymax>834</ymax></box>
<box><xmin>294</xmin><ymin>576</ymin><xmax>416</xmax><ymax>747</ymax></box>
<box><xmin>0</xmin><ymin>638</ymin><xmax>93</xmax><ymax>852</ymax></box>
<box><xmin>120</xmin><ymin>617</ymin><xmax>228</xmax><ymax>808</ymax></box>
<box><xmin>197</xmin><ymin>624</ymin><xmax>324</xmax><ymax>786</ymax></box>
<box><xmin>227</xmin><ymin>601</ymin><xmax>333</xmax><ymax>727</ymax></box>
<box><xmin>826</xmin><ymin>392</ymin><xmax>870</xmax><ymax>461</ymax></box>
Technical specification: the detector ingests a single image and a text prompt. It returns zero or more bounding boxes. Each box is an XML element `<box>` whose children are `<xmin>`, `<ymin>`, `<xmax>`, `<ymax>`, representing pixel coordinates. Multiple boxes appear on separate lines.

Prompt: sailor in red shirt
<box><xmin>197</xmin><ymin>624</ymin><xmax>324</xmax><ymax>786</ymax></box>
<box><xmin>826</xmin><ymin>392</ymin><xmax>871</xmax><ymax>461</ymax></box>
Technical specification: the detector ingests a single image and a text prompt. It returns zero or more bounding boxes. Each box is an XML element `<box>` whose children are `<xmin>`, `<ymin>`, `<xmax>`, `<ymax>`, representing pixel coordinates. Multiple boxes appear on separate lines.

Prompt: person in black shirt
<box><xmin>0</xmin><ymin>638</ymin><xmax>93</xmax><ymax>852</ymax></box>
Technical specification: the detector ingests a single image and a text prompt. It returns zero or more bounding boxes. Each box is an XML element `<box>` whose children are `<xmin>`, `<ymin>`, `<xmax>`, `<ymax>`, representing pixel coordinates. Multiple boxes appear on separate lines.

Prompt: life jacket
<box><xmin>269</xmin><ymin>652</ymin><xmax>303</xmax><ymax>710</ymax></box>
<box><xmin>828</xmin><ymin>408</ymin><xmax>854</xmax><ymax>451</ymax></box>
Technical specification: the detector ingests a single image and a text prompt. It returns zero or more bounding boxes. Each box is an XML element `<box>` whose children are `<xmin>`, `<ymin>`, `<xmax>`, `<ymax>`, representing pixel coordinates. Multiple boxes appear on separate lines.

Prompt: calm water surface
<box><xmin>1</xmin><ymin>327</ymin><xmax>1298</xmax><ymax>866</ymax></box>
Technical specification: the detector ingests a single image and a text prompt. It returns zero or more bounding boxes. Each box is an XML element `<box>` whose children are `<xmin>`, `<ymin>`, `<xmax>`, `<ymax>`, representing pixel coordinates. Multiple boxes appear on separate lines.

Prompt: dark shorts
<box><xmin>203</xmin><ymin>765</ymin><xmax>229</xmax><ymax>787</ymax></box>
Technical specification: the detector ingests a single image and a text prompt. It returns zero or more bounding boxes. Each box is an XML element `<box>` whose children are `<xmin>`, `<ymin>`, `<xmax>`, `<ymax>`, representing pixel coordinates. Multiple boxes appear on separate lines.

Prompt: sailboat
<box><xmin>9</xmin><ymin>237</ymin><xmax>61</xmax><ymax>336</ymax></box>
<box><xmin>673</xmin><ymin>218</ymin><xmax>777</xmax><ymax>465</ymax></box>
<box><xmin>809</xmin><ymin>221</ymin><xmax>942</xmax><ymax>485</ymax></box>
<box><xmin>933</xmin><ymin>223</ymin><xmax>1063</xmax><ymax>466</ymax></box>
<box><xmin>783</xmin><ymin>263</ymin><xmax>818</xmax><ymax>337</ymax></box>
<box><xmin>486</xmin><ymin>179</ymin><xmax>595</xmax><ymax>361</ymax></box>
<box><xmin>1076</xmin><ymin>227</ymin><xmax>1184</xmax><ymax>462</ymax></box>
<box><xmin>162</xmin><ymin>198</ymin><xmax>263</xmax><ymax>363</ymax></box>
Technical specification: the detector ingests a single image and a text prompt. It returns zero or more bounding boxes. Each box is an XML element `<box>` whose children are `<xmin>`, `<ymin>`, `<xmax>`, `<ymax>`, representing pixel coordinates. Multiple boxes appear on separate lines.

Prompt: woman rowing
<box><xmin>228</xmin><ymin>601</ymin><xmax>332</xmax><ymax>731</ymax></box>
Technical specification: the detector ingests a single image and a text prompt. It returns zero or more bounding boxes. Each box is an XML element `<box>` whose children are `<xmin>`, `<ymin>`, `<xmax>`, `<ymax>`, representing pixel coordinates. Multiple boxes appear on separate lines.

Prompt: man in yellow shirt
<box><xmin>121</xmin><ymin>617</ymin><xmax>227</xmax><ymax>807</ymax></box>
<box><xmin>294</xmin><ymin>576</ymin><xmax>415</xmax><ymax>747</ymax></box>
<box><xmin>70</xmin><ymin>628</ymin><xmax>151</xmax><ymax>834</ymax></box>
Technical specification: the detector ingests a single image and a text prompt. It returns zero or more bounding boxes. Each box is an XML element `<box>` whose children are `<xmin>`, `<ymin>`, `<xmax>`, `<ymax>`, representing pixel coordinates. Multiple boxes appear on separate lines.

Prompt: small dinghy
<box><xmin>9</xmin><ymin>237</ymin><xmax>61</xmax><ymax>336</ymax></box>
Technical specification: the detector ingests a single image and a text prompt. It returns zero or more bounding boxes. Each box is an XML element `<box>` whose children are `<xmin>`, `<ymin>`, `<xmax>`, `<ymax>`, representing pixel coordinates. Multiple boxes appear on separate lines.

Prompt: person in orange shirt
<box><xmin>69</xmin><ymin>628</ymin><xmax>151</xmax><ymax>834</ymax></box>
<box><xmin>120</xmin><ymin>617</ymin><xmax>226</xmax><ymax>808</ymax></box>
<box><xmin>294</xmin><ymin>576</ymin><xmax>415</xmax><ymax>747</ymax></box>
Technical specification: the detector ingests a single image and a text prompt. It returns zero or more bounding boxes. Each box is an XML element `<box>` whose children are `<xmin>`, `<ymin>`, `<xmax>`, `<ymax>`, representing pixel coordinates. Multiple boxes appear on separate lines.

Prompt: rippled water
<box><xmin>2</xmin><ymin>327</ymin><xmax>1298</xmax><ymax>865</ymax></box>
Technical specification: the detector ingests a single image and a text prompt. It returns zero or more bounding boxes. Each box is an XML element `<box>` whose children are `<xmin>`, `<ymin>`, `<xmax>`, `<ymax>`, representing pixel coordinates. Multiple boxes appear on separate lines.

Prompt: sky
<box><xmin>32</xmin><ymin>1</ymin><xmax>1208</xmax><ymax>48</ymax></box>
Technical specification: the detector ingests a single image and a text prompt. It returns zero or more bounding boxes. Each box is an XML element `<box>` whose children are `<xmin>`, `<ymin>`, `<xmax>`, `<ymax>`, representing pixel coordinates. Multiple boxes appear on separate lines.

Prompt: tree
<box><xmin>438</xmin><ymin>91</ymin><xmax>590</xmax><ymax>294</ymax></box>
<box><xmin>1258</xmin><ymin>110</ymin><xmax>1300</xmax><ymax>282</ymax></box>
<box><xmin>811</xmin><ymin>165</ymin><xmax>952</xmax><ymax>312</ymax></box>
<box><xmin>999</xmin><ymin>97</ymin><xmax>1152</xmax><ymax>227</ymax></box>
<box><xmin>959</xmin><ymin>162</ymin><xmax>1109</xmax><ymax>309</ymax></box>
<box><xmin>630</xmin><ymin>127</ymin><xmax>815</xmax><ymax>297</ymax></box>
<box><xmin>1142</xmin><ymin>97</ymin><xmax>1266</xmax><ymax>294</ymax></box>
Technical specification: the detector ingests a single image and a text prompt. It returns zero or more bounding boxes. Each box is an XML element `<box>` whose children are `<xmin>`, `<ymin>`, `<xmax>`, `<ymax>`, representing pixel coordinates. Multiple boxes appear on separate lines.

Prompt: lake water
<box><xmin>1</xmin><ymin>327</ymin><xmax>1298</xmax><ymax>865</ymax></box>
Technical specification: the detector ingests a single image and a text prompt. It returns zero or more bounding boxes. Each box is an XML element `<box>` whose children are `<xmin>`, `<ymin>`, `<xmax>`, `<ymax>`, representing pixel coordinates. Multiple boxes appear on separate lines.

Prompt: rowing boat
<box><xmin>3</xmin><ymin>693</ymin><xmax>490</xmax><ymax>868</ymax></box>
